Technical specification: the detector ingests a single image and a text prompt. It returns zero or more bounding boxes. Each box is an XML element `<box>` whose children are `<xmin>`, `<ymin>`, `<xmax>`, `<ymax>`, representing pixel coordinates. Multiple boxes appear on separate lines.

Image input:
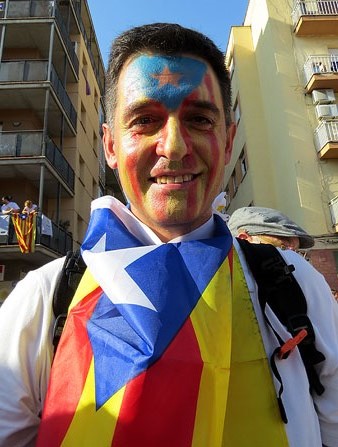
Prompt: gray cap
<box><xmin>228</xmin><ymin>206</ymin><xmax>314</xmax><ymax>249</ymax></box>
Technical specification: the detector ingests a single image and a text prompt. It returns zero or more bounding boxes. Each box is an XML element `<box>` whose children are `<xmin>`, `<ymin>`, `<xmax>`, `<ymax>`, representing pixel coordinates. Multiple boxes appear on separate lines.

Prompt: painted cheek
<box><xmin>119</xmin><ymin>137</ymin><xmax>146</xmax><ymax>203</ymax></box>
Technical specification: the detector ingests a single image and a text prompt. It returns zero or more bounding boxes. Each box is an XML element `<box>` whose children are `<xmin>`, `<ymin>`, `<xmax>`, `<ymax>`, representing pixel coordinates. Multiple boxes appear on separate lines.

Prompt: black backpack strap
<box><xmin>236</xmin><ymin>238</ymin><xmax>325</xmax><ymax>420</ymax></box>
<box><xmin>52</xmin><ymin>249</ymin><xmax>86</xmax><ymax>353</ymax></box>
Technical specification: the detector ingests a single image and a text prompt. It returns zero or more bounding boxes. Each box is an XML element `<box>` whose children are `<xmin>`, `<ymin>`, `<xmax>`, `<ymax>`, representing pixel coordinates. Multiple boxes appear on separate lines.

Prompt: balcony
<box><xmin>0</xmin><ymin>214</ymin><xmax>73</xmax><ymax>259</ymax></box>
<box><xmin>0</xmin><ymin>60</ymin><xmax>77</xmax><ymax>132</ymax></box>
<box><xmin>292</xmin><ymin>0</ymin><xmax>338</xmax><ymax>35</ymax></box>
<box><xmin>3</xmin><ymin>0</ymin><xmax>79</xmax><ymax>76</ymax></box>
<box><xmin>0</xmin><ymin>130</ymin><xmax>75</xmax><ymax>194</ymax></box>
<box><xmin>304</xmin><ymin>55</ymin><xmax>338</xmax><ymax>92</ymax></box>
<box><xmin>314</xmin><ymin>120</ymin><xmax>338</xmax><ymax>158</ymax></box>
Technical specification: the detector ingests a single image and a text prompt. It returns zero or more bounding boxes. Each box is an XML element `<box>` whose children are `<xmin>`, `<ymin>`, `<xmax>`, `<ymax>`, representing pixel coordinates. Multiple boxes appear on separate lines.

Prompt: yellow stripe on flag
<box><xmin>68</xmin><ymin>268</ymin><xmax>98</xmax><ymax>311</ymax></box>
<box><xmin>190</xmin><ymin>256</ymin><xmax>232</xmax><ymax>447</ymax></box>
<box><xmin>223</xmin><ymin>252</ymin><xmax>289</xmax><ymax>446</ymax></box>
<box><xmin>61</xmin><ymin>358</ymin><xmax>126</xmax><ymax>446</ymax></box>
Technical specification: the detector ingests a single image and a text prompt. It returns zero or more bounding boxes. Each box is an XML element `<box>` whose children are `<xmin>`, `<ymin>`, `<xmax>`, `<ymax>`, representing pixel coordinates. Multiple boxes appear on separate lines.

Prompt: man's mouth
<box><xmin>153</xmin><ymin>174</ymin><xmax>195</xmax><ymax>184</ymax></box>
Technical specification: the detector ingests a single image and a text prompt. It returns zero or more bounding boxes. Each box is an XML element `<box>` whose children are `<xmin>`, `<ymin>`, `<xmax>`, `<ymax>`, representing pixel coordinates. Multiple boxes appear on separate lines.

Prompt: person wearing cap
<box><xmin>228</xmin><ymin>206</ymin><xmax>314</xmax><ymax>251</ymax></box>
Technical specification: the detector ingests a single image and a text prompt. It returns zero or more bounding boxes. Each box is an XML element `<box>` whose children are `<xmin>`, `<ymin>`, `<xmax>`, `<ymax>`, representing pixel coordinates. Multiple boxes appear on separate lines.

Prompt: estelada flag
<box><xmin>37</xmin><ymin>201</ymin><xmax>288</xmax><ymax>446</ymax></box>
<box><xmin>11</xmin><ymin>213</ymin><xmax>36</xmax><ymax>253</ymax></box>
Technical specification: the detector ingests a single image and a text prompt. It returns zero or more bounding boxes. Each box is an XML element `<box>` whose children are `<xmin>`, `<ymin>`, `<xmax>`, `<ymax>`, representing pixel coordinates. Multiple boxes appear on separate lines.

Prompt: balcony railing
<box><xmin>5</xmin><ymin>1</ymin><xmax>79</xmax><ymax>75</ymax></box>
<box><xmin>0</xmin><ymin>130</ymin><xmax>75</xmax><ymax>191</ymax></box>
<box><xmin>50</xmin><ymin>65</ymin><xmax>77</xmax><ymax>129</ymax></box>
<box><xmin>0</xmin><ymin>214</ymin><xmax>73</xmax><ymax>256</ymax></box>
<box><xmin>293</xmin><ymin>0</ymin><xmax>338</xmax><ymax>22</ymax></box>
<box><xmin>0</xmin><ymin>60</ymin><xmax>77</xmax><ymax>130</ymax></box>
<box><xmin>292</xmin><ymin>1</ymin><xmax>338</xmax><ymax>34</ymax></box>
<box><xmin>304</xmin><ymin>55</ymin><xmax>338</xmax><ymax>87</ymax></box>
<box><xmin>314</xmin><ymin>120</ymin><xmax>338</xmax><ymax>157</ymax></box>
<box><xmin>54</xmin><ymin>6</ymin><xmax>79</xmax><ymax>75</ymax></box>
<box><xmin>7</xmin><ymin>0</ymin><xmax>54</xmax><ymax>18</ymax></box>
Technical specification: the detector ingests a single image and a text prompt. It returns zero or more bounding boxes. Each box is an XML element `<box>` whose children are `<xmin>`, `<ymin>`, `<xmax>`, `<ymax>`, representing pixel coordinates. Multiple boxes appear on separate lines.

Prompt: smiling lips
<box><xmin>153</xmin><ymin>174</ymin><xmax>195</xmax><ymax>185</ymax></box>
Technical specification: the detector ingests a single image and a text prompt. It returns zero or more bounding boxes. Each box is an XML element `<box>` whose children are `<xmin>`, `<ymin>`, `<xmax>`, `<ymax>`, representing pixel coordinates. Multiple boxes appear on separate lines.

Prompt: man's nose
<box><xmin>157</xmin><ymin>117</ymin><xmax>190</xmax><ymax>160</ymax></box>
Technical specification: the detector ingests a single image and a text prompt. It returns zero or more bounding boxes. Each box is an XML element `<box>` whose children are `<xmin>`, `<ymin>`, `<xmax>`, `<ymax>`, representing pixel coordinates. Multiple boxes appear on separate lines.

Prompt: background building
<box><xmin>0</xmin><ymin>0</ymin><xmax>122</xmax><ymax>302</ymax></box>
<box><xmin>224</xmin><ymin>0</ymin><xmax>338</xmax><ymax>287</ymax></box>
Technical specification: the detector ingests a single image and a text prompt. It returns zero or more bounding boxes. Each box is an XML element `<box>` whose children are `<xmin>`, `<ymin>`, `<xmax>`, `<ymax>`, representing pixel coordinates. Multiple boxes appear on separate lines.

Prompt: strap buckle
<box><xmin>287</xmin><ymin>314</ymin><xmax>315</xmax><ymax>345</ymax></box>
<box><xmin>278</xmin><ymin>329</ymin><xmax>308</xmax><ymax>360</ymax></box>
<box><xmin>52</xmin><ymin>313</ymin><xmax>67</xmax><ymax>348</ymax></box>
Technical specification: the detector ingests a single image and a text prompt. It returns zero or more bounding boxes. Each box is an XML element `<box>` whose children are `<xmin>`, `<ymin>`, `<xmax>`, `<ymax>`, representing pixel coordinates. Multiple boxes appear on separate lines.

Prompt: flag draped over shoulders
<box><xmin>37</xmin><ymin>197</ymin><xmax>288</xmax><ymax>447</ymax></box>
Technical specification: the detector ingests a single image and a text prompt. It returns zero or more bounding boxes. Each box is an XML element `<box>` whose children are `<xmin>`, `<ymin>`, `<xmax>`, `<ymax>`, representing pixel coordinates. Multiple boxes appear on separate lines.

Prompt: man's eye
<box><xmin>187</xmin><ymin>115</ymin><xmax>214</xmax><ymax>130</ymax></box>
<box><xmin>132</xmin><ymin>116</ymin><xmax>154</xmax><ymax>125</ymax></box>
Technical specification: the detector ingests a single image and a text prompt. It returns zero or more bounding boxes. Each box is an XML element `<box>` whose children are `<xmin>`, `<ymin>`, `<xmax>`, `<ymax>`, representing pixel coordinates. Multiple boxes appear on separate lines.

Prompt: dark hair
<box><xmin>2</xmin><ymin>195</ymin><xmax>12</xmax><ymax>201</ymax></box>
<box><xmin>105</xmin><ymin>23</ymin><xmax>232</xmax><ymax>125</ymax></box>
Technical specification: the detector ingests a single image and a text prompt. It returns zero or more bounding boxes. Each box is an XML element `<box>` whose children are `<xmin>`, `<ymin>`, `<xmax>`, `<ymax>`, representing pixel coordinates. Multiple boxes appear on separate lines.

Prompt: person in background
<box><xmin>1</xmin><ymin>195</ymin><xmax>20</xmax><ymax>214</ymax></box>
<box><xmin>21</xmin><ymin>200</ymin><xmax>37</xmax><ymax>215</ymax></box>
<box><xmin>0</xmin><ymin>23</ymin><xmax>337</xmax><ymax>447</ymax></box>
<box><xmin>331</xmin><ymin>289</ymin><xmax>338</xmax><ymax>303</ymax></box>
<box><xmin>228</xmin><ymin>206</ymin><xmax>314</xmax><ymax>251</ymax></box>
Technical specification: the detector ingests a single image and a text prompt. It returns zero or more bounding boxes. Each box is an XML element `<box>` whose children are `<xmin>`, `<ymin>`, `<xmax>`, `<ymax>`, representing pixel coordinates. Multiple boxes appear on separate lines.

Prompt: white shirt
<box><xmin>0</xmin><ymin>196</ymin><xmax>337</xmax><ymax>447</ymax></box>
<box><xmin>1</xmin><ymin>201</ymin><xmax>20</xmax><ymax>213</ymax></box>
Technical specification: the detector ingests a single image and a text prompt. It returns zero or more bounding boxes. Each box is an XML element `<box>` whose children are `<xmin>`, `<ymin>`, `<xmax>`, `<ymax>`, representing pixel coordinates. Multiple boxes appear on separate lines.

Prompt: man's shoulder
<box><xmin>15</xmin><ymin>256</ymin><xmax>66</xmax><ymax>301</ymax></box>
<box><xmin>32</xmin><ymin>256</ymin><xmax>66</xmax><ymax>278</ymax></box>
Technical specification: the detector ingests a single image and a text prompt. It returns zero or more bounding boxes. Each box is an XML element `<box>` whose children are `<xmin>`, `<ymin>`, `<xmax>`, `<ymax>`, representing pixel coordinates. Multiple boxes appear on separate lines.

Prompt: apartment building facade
<box><xmin>0</xmin><ymin>0</ymin><xmax>108</xmax><ymax>301</ymax></box>
<box><xmin>224</xmin><ymin>0</ymin><xmax>338</xmax><ymax>287</ymax></box>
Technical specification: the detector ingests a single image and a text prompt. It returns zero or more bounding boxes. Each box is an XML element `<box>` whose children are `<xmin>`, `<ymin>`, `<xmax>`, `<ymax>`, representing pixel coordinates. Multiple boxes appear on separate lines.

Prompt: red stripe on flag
<box><xmin>112</xmin><ymin>317</ymin><xmax>203</xmax><ymax>447</ymax></box>
<box><xmin>36</xmin><ymin>286</ymin><xmax>103</xmax><ymax>447</ymax></box>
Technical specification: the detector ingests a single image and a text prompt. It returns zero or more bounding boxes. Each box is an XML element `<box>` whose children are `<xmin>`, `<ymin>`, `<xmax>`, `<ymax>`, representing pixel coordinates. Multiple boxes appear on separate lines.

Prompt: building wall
<box><xmin>0</xmin><ymin>0</ymin><xmax>106</xmax><ymax>291</ymax></box>
<box><xmin>224</xmin><ymin>0</ymin><xmax>338</xmax><ymax>284</ymax></box>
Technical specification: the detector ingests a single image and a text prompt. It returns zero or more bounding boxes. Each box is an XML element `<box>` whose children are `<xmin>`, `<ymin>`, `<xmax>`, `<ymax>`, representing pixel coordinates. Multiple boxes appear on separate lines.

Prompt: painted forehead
<box><xmin>123</xmin><ymin>55</ymin><xmax>208</xmax><ymax>110</ymax></box>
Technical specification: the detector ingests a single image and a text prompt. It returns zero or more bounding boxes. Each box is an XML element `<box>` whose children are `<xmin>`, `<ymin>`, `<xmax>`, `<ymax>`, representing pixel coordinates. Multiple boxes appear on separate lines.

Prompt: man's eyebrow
<box><xmin>123</xmin><ymin>100</ymin><xmax>161</xmax><ymax>118</ymax></box>
<box><xmin>185</xmin><ymin>100</ymin><xmax>220</xmax><ymax>116</ymax></box>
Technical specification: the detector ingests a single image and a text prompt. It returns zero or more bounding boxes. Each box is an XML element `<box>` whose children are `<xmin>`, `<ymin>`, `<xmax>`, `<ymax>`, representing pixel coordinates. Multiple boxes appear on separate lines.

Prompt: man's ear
<box><xmin>224</xmin><ymin>122</ymin><xmax>236</xmax><ymax>165</ymax></box>
<box><xmin>237</xmin><ymin>231</ymin><xmax>251</xmax><ymax>241</ymax></box>
<box><xmin>102</xmin><ymin>123</ymin><xmax>118</xmax><ymax>169</ymax></box>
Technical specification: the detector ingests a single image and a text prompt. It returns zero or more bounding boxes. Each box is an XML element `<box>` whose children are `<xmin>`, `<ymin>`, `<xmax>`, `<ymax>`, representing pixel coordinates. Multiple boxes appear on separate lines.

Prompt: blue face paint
<box><xmin>130</xmin><ymin>55</ymin><xmax>207</xmax><ymax>111</ymax></box>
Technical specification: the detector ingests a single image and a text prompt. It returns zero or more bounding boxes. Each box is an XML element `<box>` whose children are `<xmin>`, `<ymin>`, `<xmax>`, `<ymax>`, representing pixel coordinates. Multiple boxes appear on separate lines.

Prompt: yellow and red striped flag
<box><xmin>11</xmin><ymin>213</ymin><xmax>36</xmax><ymax>253</ymax></box>
<box><xmin>37</xmin><ymin>205</ymin><xmax>288</xmax><ymax>446</ymax></box>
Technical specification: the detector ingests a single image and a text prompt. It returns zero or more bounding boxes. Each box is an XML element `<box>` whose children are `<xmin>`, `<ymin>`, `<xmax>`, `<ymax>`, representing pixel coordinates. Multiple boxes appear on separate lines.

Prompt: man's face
<box><xmin>103</xmin><ymin>53</ymin><xmax>235</xmax><ymax>239</ymax></box>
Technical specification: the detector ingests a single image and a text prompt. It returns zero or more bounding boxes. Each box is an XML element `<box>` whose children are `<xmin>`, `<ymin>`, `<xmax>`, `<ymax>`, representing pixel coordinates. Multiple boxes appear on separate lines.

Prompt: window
<box><xmin>225</xmin><ymin>185</ymin><xmax>230</xmax><ymax>209</ymax></box>
<box><xmin>92</xmin><ymin>179</ymin><xmax>98</xmax><ymax>198</ymax></box>
<box><xmin>80</xmin><ymin>102</ymin><xmax>86</xmax><ymax>131</ymax></box>
<box><xmin>79</xmin><ymin>155</ymin><xmax>85</xmax><ymax>185</ymax></box>
<box><xmin>94</xmin><ymin>89</ymin><xmax>99</xmax><ymax>111</ymax></box>
<box><xmin>93</xmin><ymin>131</ymin><xmax>98</xmax><ymax>156</ymax></box>
<box><xmin>233</xmin><ymin>97</ymin><xmax>241</xmax><ymax>125</ymax></box>
<box><xmin>239</xmin><ymin>147</ymin><xmax>248</xmax><ymax>178</ymax></box>
<box><xmin>231</xmin><ymin>171</ymin><xmax>238</xmax><ymax>194</ymax></box>
<box><xmin>228</xmin><ymin>56</ymin><xmax>235</xmax><ymax>79</ymax></box>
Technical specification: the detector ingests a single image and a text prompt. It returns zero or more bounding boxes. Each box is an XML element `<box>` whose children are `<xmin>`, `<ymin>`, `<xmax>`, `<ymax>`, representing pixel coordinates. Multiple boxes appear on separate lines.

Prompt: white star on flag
<box><xmin>82</xmin><ymin>240</ymin><xmax>159</xmax><ymax>311</ymax></box>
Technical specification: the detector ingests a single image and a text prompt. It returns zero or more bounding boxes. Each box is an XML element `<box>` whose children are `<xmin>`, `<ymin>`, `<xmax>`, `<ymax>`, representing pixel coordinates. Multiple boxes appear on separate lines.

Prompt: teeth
<box><xmin>156</xmin><ymin>175</ymin><xmax>193</xmax><ymax>184</ymax></box>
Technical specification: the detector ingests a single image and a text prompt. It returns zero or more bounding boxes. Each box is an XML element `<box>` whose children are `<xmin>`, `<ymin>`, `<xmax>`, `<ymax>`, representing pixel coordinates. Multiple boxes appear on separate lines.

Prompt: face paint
<box><xmin>107</xmin><ymin>53</ymin><xmax>232</xmax><ymax>241</ymax></box>
<box><xmin>126</xmin><ymin>55</ymin><xmax>207</xmax><ymax>111</ymax></box>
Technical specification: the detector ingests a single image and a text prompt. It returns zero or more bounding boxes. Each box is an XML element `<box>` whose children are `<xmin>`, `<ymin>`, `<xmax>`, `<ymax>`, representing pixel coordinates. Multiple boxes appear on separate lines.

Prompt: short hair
<box><xmin>105</xmin><ymin>23</ymin><xmax>232</xmax><ymax>126</ymax></box>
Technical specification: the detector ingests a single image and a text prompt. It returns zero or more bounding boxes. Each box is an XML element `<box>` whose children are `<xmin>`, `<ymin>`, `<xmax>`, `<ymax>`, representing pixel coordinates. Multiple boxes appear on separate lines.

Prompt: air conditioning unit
<box><xmin>312</xmin><ymin>89</ymin><xmax>336</xmax><ymax>105</ymax></box>
<box><xmin>315</xmin><ymin>104</ymin><xmax>338</xmax><ymax>120</ymax></box>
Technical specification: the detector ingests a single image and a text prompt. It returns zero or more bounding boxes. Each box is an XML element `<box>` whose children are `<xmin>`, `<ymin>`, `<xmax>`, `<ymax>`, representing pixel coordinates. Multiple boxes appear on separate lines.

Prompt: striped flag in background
<box><xmin>11</xmin><ymin>213</ymin><xmax>36</xmax><ymax>253</ymax></box>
